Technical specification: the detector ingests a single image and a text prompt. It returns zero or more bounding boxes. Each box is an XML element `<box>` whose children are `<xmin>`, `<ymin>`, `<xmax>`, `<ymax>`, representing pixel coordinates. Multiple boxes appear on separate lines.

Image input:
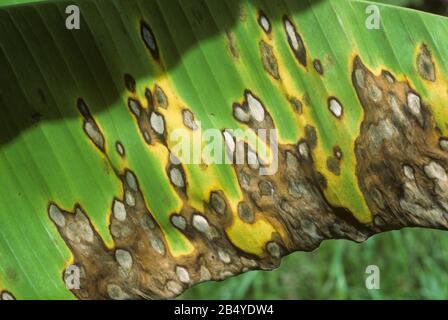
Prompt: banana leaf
<box><xmin>0</xmin><ymin>0</ymin><xmax>447</xmax><ymax>299</ymax></box>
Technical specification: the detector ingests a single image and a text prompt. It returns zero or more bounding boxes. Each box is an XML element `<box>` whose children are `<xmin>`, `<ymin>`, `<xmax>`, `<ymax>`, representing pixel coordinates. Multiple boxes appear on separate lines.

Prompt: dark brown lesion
<box><xmin>417</xmin><ymin>43</ymin><xmax>436</xmax><ymax>82</ymax></box>
<box><xmin>333</xmin><ymin>146</ymin><xmax>343</xmax><ymax>160</ymax></box>
<box><xmin>225</xmin><ymin>30</ymin><xmax>239</xmax><ymax>60</ymax></box>
<box><xmin>288</xmin><ymin>96</ymin><xmax>303</xmax><ymax>114</ymax></box>
<box><xmin>352</xmin><ymin>56</ymin><xmax>448</xmax><ymax>231</ymax></box>
<box><xmin>283</xmin><ymin>16</ymin><xmax>307</xmax><ymax>68</ymax></box>
<box><xmin>154</xmin><ymin>85</ymin><xmax>168</xmax><ymax>109</ymax></box>
<box><xmin>230</xmin><ymin>136</ymin><xmax>369</xmax><ymax>252</ymax></box>
<box><xmin>124</xmin><ymin>75</ymin><xmax>168</xmax><ymax>147</ymax></box>
<box><xmin>77</xmin><ymin>99</ymin><xmax>106</xmax><ymax>153</ymax></box>
<box><xmin>228</xmin><ymin>91</ymin><xmax>369</xmax><ymax>252</ymax></box>
<box><xmin>304</xmin><ymin>125</ymin><xmax>317</xmax><ymax>149</ymax></box>
<box><xmin>115</xmin><ymin>141</ymin><xmax>125</xmax><ymax>158</ymax></box>
<box><xmin>140</xmin><ymin>21</ymin><xmax>160</xmax><ymax>61</ymax></box>
<box><xmin>257</xmin><ymin>10</ymin><xmax>271</xmax><ymax>34</ymax></box>
<box><xmin>326</xmin><ymin>156</ymin><xmax>340</xmax><ymax>176</ymax></box>
<box><xmin>259</xmin><ymin>40</ymin><xmax>280</xmax><ymax>80</ymax></box>
<box><xmin>49</xmin><ymin>167</ymin><xmax>281</xmax><ymax>299</ymax></box>
<box><xmin>313</xmin><ymin>59</ymin><xmax>324</xmax><ymax>75</ymax></box>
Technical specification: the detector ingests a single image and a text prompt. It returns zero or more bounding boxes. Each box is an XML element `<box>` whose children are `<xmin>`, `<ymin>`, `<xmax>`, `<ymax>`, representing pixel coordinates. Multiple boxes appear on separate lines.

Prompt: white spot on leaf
<box><xmin>170</xmin><ymin>167</ymin><xmax>185</xmax><ymax>188</ymax></box>
<box><xmin>329</xmin><ymin>98</ymin><xmax>343</xmax><ymax>118</ymax></box>
<box><xmin>150</xmin><ymin>112</ymin><xmax>165</xmax><ymax>135</ymax></box>
<box><xmin>259</xmin><ymin>15</ymin><xmax>270</xmax><ymax>33</ymax></box>
<box><xmin>49</xmin><ymin>204</ymin><xmax>65</xmax><ymax>227</ymax></box>
<box><xmin>113</xmin><ymin>200</ymin><xmax>127</xmax><ymax>221</ymax></box>
<box><xmin>246</xmin><ymin>92</ymin><xmax>265</xmax><ymax>122</ymax></box>
<box><xmin>176</xmin><ymin>266</ymin><xmax>190</xmax><ymax>284</ymax></box>
<box><xmin>284</xmin><ymin>19</ymin><xmax>299</xmax><ymax>51</ymax></box>
<box><xmin>407</xmin><ymin>92</ymin><xmax>421</xmax><ymax>116</ymax></box>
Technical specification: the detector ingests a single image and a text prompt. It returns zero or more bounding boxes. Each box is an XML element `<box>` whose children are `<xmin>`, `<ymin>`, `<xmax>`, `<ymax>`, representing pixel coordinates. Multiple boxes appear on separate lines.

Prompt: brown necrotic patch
<box><xmin>227</xmin><ymin>94</ymin><xmax>368</xmax><ymax>251</ymax></box>
<box><xmin>289</xmin><ymin>96</ymin><xmax>303</xmax><ymax>114</ymax></box>
<box><xmin>225</xmin><ymin>31</ymin><xmax>239</xmax><ymax>59</ymax></box>
<box><xmin>283</xmin><ymin>16</ymin><xmax>307</xmax><ymax>68</ymax></box>
<box><xmin>237</xmin><ymin>201</ymin><xmax>254</xmax><ymax>223</ymax></box>
<box><xmin>326</xmin><ymin>156</ymin><xmax>340</xmax><ymax>176</ymax></box>
<box><xmin>333</xmin><ymin>146</ymin><xmax>343</xmax><ymax>160</ymax></box>
<box><xmin>265</xmin><ymin>240</ymin><xmax>284</xmax><ymax>259</ymax></box>
<box><xmin>77</xmin><ymin>99</ymin><xmax>106</xmax><ymax>152</ymax></box>
<box><xmin>352</xmin><ymin>56</ymin><xmax>448</xmax><ymax>231</ymax></box>
<box><xmin>48</xmin><ymin>160</ymin><xmax>291</xmax><ymax>299</ymax></box>
<box><xmin>439</xmin><ymin>137</ymin><xmax>448</xmax><ymax>152</ymax></box>
<box><xmin>313</xmin><ymin>59</ymin><xmax>324</xmax><ymax>75</ymax></box>
<box><xmin>126</xmin><ymin>89</ymin><xmax>167</xmax><ymax>147</ymax></box>
<box><xmin>141</xmin><ymin>21</ymin><xmax>159</xmax><ymax>61</ymax></box>
<box><xmin>229</xmin><ymin>140</ymin><xmax>262</xmax><ymax>171</ymax></box>
<box><xmin>259</xmin><ymin>40</ymin><xmax>280</xmax><ymax>80</ymax></box>
<box><xmin>209</xmin><ymin>191</ymin><xmax>228</xmax><ymax>216</ymax></box>
<box><xmin>154</xmin><ymin>85</ymin><xmax>168</xmax><ymax>109</ymax></box>
<box><xmin>304</xmin><ymin>125</ymin><xmax>317</xmax><ymax>150</ymax></box>
<box><xmin>417</xmin><ymin>44</ymin><xmax>436</xmax><ymax>82</ymax></box>
<box><xmin>297</xmin><ymin>140</ymin><xmax>311</xmax><ymax>162</ymax></box>
<box><xmin>145</xmin><ymin>88</ymin><xmax>154</xmax><ymax>107</ymax></box>
<box><xmin>52</xmin><ymin>170</ymin><xmax>184</xmax><ymax>299</ymax></box>
<box><xmin>381</xmin><ymin>70</ymin><xmax>395</xmax><ymax>84</ymax></box>
<box><xmin>231</xmin><ymin>140</ymin><xmax>369</xmax><ymax>252</ymax></box>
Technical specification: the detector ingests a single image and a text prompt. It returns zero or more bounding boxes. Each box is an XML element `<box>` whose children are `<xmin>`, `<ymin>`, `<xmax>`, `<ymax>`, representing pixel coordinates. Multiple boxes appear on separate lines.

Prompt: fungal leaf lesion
<box><xmin>283</xmin><ymin>15</ymin><xmax>307</xmax><ymax>68</ymax></box>
<box><xmin>0</xmin><ymin>290</ymin><xmax>15</xmax><ymax>300</ymax></box>
<box><xmin>417</xmin><ymin>43</ymin><xmax>436</xmax><ymax>82</ymax></box>
<box><xmin>352</xmin><ymin>55</ymin><xmax>448</xmax><ymax>231</ymax></box>
<box><xmin>41</xmin><ymin>6</ymin><xmax>448</xmax><ymax>301</ymax></box>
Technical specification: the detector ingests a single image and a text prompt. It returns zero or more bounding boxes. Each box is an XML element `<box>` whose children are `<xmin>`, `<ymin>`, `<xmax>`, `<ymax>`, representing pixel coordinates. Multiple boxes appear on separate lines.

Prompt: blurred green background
<box><xmin>179</xmin><ymin>0</ymin><xmax>448</xmax><ymax>300</ymax></box>
<box><xmin>180</xmin><ymin>229</ymin><xmax>448</xmax><ymax>299</ymax></box>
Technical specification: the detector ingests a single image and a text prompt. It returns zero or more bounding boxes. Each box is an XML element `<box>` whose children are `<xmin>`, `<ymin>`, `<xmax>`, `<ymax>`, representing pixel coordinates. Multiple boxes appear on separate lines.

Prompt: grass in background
<box><xmin>180</xmin><ymin>229</ymin><xmax>448</xmax><ymax>299</ymax></box>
